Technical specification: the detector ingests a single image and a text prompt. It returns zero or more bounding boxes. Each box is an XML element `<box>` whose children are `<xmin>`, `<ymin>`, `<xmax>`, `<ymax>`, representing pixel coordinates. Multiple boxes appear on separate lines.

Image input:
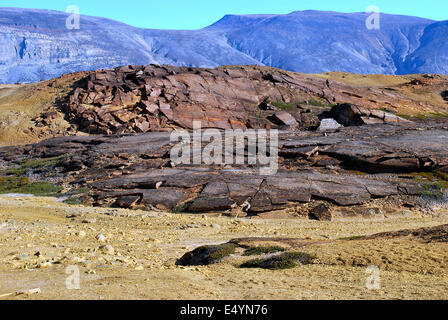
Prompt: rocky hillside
<box><xmin>1</xmin><ymin>64</ymin><xmax>448</xmax><ymax>147</ymax></box>
<box><xmin>1</xmin><ymin>8</ymin><xmax>448</xmax><ymax>83</ymax></box>
<box><xmin>61</xmin><ymin>64</ymin><xmax>448</xmax><ymax>136</ymax></box>
<box><xmin>62</xmin><ymin>64</ymin><xmax>420</xmax><ymax>135</ymax></box>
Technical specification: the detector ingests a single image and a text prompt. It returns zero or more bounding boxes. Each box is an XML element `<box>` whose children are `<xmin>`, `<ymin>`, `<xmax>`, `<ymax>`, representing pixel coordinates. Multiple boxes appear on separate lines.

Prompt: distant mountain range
<box><xmin>0</xmin><ymin>8</ymin><xmax>447</xmax><ymax>83</ymax></box>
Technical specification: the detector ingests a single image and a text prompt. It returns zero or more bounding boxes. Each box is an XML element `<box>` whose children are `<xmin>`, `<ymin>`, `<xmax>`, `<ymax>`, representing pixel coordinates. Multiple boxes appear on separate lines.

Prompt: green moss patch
<box><xmin>0</xmin><ymin>155</ymin><xmax>68</xmax><ymax>197</ymax></box>
<box><xmin>409</xmin><ymin>171</ymin><xmax>448</xmax><ymax>199</ymax></box>
<box><xmin>0</xmin><ymin>176</ymin><xmax>62</xmax><ymax>196</ymax></box>
<box><xmin>243</xmin><ymin>246</ymin><xmax>287</xmax><ymax>256</ymax></box>
<box><xmin>62</xmin><ymin>187</ymin><xmax>90</xmax><ymax>205</ymax></box>
<box><xmin>18</xmin><ymin>155</ymin><xmax>68</xmax><ymax>172</ymax></box>
<box><xmin>272</xmin><ymin>101</ymin><xmax>296</xmax><ymax>111</ymax></box>
<box><xmin>419</xmin><ymin>182</ymin><xmax>446</xmax><ymax>199</ymax></box>
<box><xmin>307</xmin><ymin>99</ymin><xmax>336</xmax><ymax>108</ymax></box>
<box><xmin>379</xmin><ymin>107</ymin><xmax>397</xmax><ymax>114</ymax></box>
<box><xmin>176</xmin><ymin>243</ymin><xmax>238</xmax><ymax>266</ymax></box>
<box><xmin>240</xmin><ymin>252</ymin><xmax>316</xmax><ymax>270</ymax></box>
<box><xmin>63</xmin><ymin>196</ymin><xmax>83</xmax><ymax>205</ymax></box>
<box><xmin>397</xmin><ymin>112</ymin><xmax>448</xmax><ymax>120</ymax></box>
<box><xmin>4</xmin><ymin>155</ymin><xmax>69</xmax><ymax>178</ymax></box>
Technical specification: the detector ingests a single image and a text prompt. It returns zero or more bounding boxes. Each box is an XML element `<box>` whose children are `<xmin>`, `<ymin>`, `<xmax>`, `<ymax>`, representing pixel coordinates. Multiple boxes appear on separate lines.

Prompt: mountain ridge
<box><xmin>0</xmin><ymin>8</ymin><xmax>446</xmax><ymax>83</ymax></box>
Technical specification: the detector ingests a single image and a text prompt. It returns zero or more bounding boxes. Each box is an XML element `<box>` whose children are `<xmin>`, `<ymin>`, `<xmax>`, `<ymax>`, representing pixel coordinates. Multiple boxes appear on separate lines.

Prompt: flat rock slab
<box><xmin>1</xmin><ymin>122</ymin><xmax>447</xmax><ymax>214</ymax></box>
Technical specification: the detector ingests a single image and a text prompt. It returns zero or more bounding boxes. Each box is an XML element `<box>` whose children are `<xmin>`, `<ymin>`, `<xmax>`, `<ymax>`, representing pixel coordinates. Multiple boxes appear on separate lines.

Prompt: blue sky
<box><xmin>1</xmin><ymin>0</ymin><xmax>446</xmax><ymax>29</ymax></box>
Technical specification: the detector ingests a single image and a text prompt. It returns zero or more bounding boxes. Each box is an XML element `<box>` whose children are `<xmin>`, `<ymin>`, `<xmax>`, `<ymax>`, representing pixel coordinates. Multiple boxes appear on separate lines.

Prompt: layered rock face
<box><xmin>1</xmin><ymin>122</ymin><xmax>447</xmax><ymax>216</ymax></box>
<box><xmin>63</xmin><ymin>65</ymin><xmax>424</xmax><ymax>135</ymax></box>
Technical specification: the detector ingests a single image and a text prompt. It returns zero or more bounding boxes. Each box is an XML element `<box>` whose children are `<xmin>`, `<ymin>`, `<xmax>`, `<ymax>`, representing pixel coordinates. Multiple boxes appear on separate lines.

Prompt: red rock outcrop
<box><xmin>63</xmin><ymin>64</ymin><xmax>428</xmax><ymax>134</ymax></box>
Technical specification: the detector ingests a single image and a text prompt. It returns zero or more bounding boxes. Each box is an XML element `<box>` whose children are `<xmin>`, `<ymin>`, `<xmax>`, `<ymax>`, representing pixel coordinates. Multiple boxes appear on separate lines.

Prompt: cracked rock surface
<box><xmin>1</xmin><ymin>122</ymin><xmax>447</xmax><ymax>215</ymax></box>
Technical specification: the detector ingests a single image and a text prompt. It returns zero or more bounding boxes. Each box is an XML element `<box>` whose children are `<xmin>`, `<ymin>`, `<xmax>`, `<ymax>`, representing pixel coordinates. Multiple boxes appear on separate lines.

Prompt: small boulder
<box><xmin>113</xmin><ymin>195</ymin><xmax>141</xmax><ymax>209</ymax></box>
<box><xmin>309</xmin><ymin>203</ymin><xmax>333</xmax><ymax>221</ymax></box>
<box><xmin>159</xmin><ymin>103</ymin><xmax>174</xmax><ymax>121</ymax></box>
<box><xmin>330</xmin><ymin>103</ymin><xmax>411</xmax><ymax>126</ymax></box>
<box><xmin>96</xmin><ymin>234</ymin><xmax>107</xmax><ymax>243</ymax></box>
<box><xmin>99</xmin><ymin>245</ymin><xmax>115</xmax><ymax>255</ymax></box>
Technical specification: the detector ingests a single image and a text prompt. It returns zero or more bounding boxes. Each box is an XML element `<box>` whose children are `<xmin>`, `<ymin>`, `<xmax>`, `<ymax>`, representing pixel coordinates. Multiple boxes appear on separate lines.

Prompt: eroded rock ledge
<box><xmin>1</xmin><ymin>122</ymin><xmax>447</xmax><ymax>216</ymax></box>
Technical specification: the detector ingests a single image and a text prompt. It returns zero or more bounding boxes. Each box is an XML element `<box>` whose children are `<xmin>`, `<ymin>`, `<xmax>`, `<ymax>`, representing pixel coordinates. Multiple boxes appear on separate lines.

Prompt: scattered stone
<box><xmin>16</xmin><ymin>288</ymin><xmax>41</xmax><ymax>296</ymax></box>
<box><xmin>17</xmin><ymin>254</ymin><xmax>30</xmax><ymax>261</ymax></box>
<box><xmin>82</xmin><ymin>218</ymin><xmax>97</xmax><ymax>224</ymax></box>
<box><xmin>38</xmin><ymin>262</ymin><xmax>52</xmax><ymax>268</ymax></box>
<box><xmin>113</xmin><ymin>195</ymin><xmax>141</xmax><ymax>209</ymax></box>
<box><xmin>99</xmin><ymin>245</ymin><xmax>115</xmax><ymax>255</ymax></box>
<box><xmin>96</xmin><ymin>233</ymin><xmax>107</xmax><ymax>243</ymax></box>
<box><xmin>66</xmin><ymin>214</ymin><xmax>82</xmax><ymax>219</ymax></box>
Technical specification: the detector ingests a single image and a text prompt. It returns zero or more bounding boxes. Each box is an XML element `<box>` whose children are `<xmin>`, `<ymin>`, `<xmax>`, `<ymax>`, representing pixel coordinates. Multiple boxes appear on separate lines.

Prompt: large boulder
<box><xmin>330</xmin><ymin>103</ymin><xmax>411</xmax><ymax>126</ymax></box>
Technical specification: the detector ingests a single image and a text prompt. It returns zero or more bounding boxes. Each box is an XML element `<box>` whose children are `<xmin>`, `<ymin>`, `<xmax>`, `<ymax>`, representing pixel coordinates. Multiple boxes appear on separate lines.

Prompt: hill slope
<box><xmin>0</xmin><ymin>64</ymin><xmax>447</xmax><ymax>147</ymax></box>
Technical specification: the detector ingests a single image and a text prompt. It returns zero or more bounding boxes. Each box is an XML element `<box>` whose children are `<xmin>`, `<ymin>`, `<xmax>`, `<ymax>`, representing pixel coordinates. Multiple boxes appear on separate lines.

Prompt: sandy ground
<box><xmin>0</xmin><ymin>195</ymin><xmax>447</xmax><ymax>300</ymax></box>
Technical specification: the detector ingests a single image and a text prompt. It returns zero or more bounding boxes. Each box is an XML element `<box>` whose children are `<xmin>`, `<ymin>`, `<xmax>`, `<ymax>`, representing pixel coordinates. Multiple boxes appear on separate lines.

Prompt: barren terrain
<box><xmin>0</xmin><ymin>195</ymin><xmax>447</xmax><ymax>300</ymax></box>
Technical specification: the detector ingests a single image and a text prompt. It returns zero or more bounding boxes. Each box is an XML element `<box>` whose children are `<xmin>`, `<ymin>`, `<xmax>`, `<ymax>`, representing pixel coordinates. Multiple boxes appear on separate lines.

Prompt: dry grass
<box><xmin>304</xmin><ymin>239</ymin><xmax>448</xmax><ymax>275</ymax></box>
<box><xmin>316</xmin><ymin>72</ymin><xmax>448</xmax><ymax>117</ymax></box>
<box><xmin>0</xmin><ymin>72</ymin><xmax>87</xmax><ymax>147</ymax></box>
